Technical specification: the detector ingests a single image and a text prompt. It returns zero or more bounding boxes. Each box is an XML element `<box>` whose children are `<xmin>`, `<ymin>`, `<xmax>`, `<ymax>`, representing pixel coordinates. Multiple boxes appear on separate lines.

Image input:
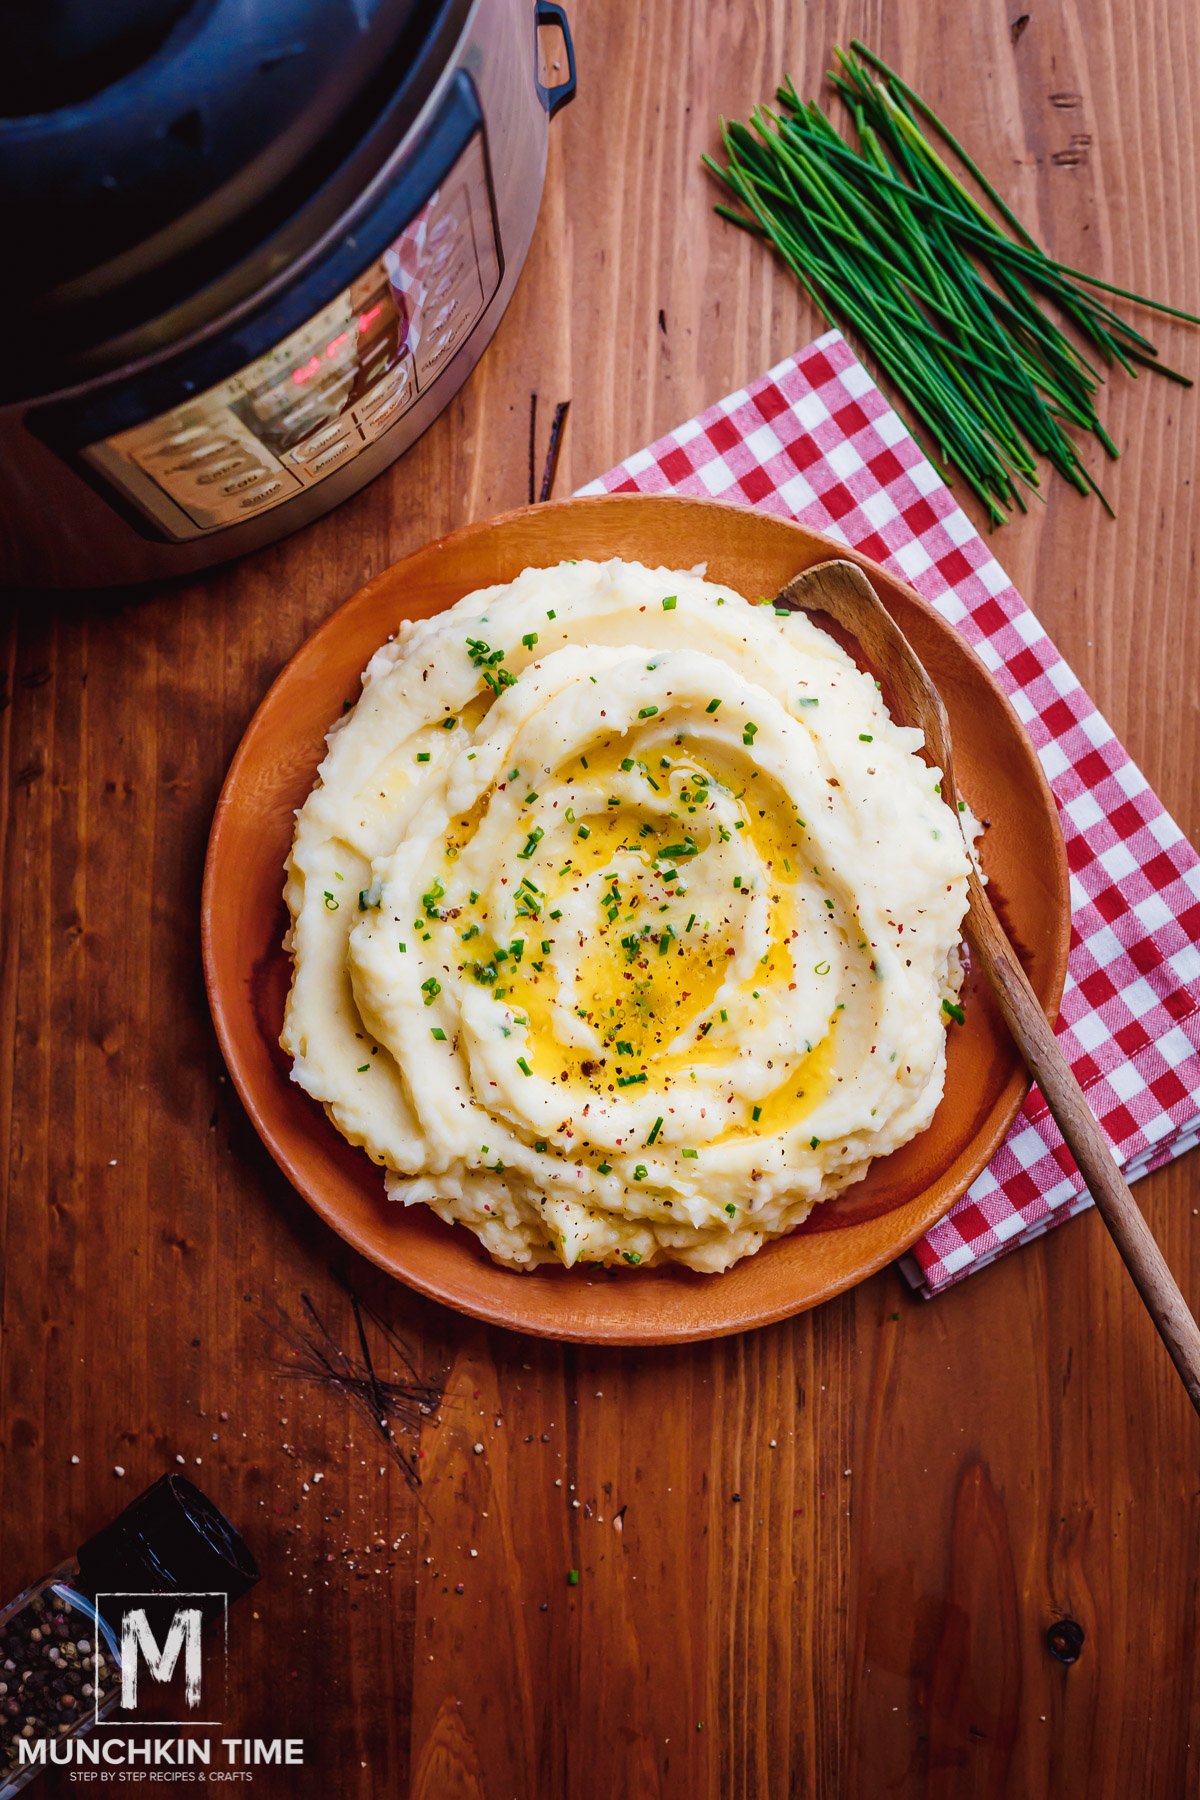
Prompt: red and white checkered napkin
<box><xmin>579</xmin><ymin>328</ymin><xmax>1200</xmax><ymax>1296</ymax></box>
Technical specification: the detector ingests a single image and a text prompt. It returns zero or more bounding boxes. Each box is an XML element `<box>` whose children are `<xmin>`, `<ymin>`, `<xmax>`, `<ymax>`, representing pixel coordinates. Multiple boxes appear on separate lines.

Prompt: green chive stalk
<box><xmin>706</xmin><ymin>43</ymin><xmax>1198</xmax><ymax>521</ymax></box>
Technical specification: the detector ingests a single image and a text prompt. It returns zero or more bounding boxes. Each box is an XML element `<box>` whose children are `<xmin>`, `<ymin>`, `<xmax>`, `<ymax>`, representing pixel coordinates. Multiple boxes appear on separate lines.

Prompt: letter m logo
<box><xmin>120</xmin><ymin>1607</ymin><xmax>204</xmax><ymax>1709</ymax></box>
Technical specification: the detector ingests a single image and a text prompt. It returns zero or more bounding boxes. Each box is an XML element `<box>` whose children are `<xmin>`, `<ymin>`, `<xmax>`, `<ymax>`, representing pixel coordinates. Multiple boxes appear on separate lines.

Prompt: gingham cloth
<box><xmin>579</xmin><ymin>329</ymin><xmax>1200</xmax><ymax>1295</ymax></box>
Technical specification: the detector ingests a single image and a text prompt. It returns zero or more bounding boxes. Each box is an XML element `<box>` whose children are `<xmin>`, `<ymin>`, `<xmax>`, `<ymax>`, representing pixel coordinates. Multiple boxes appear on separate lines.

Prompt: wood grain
<box><xmin>3</xmin><ymin>1</ymin><xmax>1200</xmax><ymax>1794</ymax></box>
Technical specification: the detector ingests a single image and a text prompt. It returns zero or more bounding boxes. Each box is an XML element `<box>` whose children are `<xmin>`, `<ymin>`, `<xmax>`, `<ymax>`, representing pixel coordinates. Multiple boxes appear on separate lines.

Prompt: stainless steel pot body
<box><xmin>0</xmin><ymin>0</ymin><xmax>571</xmax><ymax>588</ymax></box>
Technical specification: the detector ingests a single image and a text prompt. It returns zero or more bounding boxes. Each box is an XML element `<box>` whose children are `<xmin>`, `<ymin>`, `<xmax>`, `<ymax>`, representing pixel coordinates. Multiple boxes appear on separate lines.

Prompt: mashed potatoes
<box><xmin>281</xmin><ymin>558</ymin><xmax>972</xmax><ymax>1273</ymax></box>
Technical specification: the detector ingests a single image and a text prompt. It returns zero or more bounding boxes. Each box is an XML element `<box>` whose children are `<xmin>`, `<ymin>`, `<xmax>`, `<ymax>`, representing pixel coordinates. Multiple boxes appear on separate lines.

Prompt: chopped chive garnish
<box><xmin>622</xmin><ymin>1251</ymin><xmax>640</xmax><ymax>1265</ymax></box>
<box><xmin>706</xmin><ymin>698</ymin><xmax>721</xmax><ymax>713</ymax></box>
<box><xmin>814</xmin><ymin>960</ymin><xmax>831</xmax><ymax>975</ymax></box>
<box><xmin>859</xmin><ymin>733</ymin><xmax>874</xmax><ymax>742</ymax></box>
<box><xmin>751</xmin><ymin>1105</ymin><xmax>762</xmax><ymax>1122</ymax></box>
<box><xmin>646</xmin><ymin>1117</ymin><xmax>663</xmax><ymax>1145</ymax></box>
<box><xmin>517</xmin><ymin>1057</ymin><xmax>533</xmax><ymax>1077</ymax></box>
<box><xmin>357</xmin><ymin>1063</ymin><xmax>370</xmax><ymax>1073</ymax></box>
<box><xmin>682</xmin><ymin>1147</ymin><xmax>699</xmax><ymax>1159</ymax></box>
<box><xmin>577</xmin><ymin>824</ymin><xmax>591</xmax><ymax>839</ymax></box>
<box><xmin>632</xmin><ymin>1165</ymin><xmax>647</xmax><ymax>1180</ymax></box>
<box><xmin>522</xmin><ymin>632</ymin><xmax>538</xmax><ymax>650</ymax></box>
<box><xmin>617</xmin><ymin>1072</ymin><xmax>647</xmax><ymax>1087</ymax></box>
<box><xmin>442</xmin><ymin>716</ymin><xmax>458</xmax><ymax>729</ymax></box>
<box><xmin>431</xmin><ymin>1027</ymin><xmax>447</xmax><ymax>1040</ymax></box>
<box><xmin>518</xmin><ymin>828</ymin><xmax>544</xmax><ymax>859</ymax></box>
<box><xmin>638</xmin><ymin>705</ymin><xmax>659</xmax><ymax>719</ymax></box>
<box><xmin>725</xmin><ymin>1202</ymin><xmax>737</xmax><ymax>1216</ymax></box>
<box><xmin>421</xmin><ymin>977</ymin><xmax>441</xmax><ymax>1005</ymax></box>
<box><xmin>598</xmin><ymin>1161</ymin><xmax>613</xmax><ymax>1174</ymax></box>
<box><xmin>415</xmin><ymin>751</ymin><xmax>431</xmax><ymax>762</ymax></box>
<box><xmin>323</xmin><ymin>892</ymin><xmax>339</xmax><ymax>911</ymax></box>
<box><xmin>943</xmin><ymin>998</ymin><xmax>966</xmax><ymax>1025</ymax></box>
<box><xmin>662</xmin><ymin>595</ymin><xmax>677</xmax><ymax>610</ymax></box>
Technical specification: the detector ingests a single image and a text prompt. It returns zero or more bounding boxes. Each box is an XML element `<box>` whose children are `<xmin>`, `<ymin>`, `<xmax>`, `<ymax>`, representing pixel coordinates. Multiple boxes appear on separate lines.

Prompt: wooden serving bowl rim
<box><xmin>202</xmin><ymin>493</ymin><xmax>1071</xmax><ymax>1344</ymax></box>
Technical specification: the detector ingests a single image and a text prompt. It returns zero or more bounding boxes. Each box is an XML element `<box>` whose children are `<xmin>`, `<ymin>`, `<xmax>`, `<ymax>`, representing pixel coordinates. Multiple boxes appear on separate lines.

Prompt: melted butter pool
<box><xmin>443</xmin><ymin>734</ymin><xmax>843</xmax><ymax>1137</ymax></box>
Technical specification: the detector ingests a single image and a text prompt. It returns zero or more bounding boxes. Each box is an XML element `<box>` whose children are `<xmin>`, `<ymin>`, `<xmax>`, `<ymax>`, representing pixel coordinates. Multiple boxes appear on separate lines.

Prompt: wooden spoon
<box><xmin>775</xmin><ymin>557</ymin><xmax>1200</xmax><ymax>1414</ymax></box>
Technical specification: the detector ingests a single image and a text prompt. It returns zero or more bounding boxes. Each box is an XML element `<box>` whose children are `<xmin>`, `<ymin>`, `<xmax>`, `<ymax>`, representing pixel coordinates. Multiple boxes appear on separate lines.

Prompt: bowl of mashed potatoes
<box><xmin>203</xmin><ymin>495</ymin><xmax>1069</xmax><ymax>1342</ymax></box>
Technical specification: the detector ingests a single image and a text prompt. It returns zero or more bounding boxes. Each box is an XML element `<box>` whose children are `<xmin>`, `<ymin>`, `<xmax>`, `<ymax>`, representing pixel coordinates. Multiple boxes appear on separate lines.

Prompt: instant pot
<box><xmin>0</xmin><ymin>0</ymin><xmax>574</xmax><ymax>589</ymax></box>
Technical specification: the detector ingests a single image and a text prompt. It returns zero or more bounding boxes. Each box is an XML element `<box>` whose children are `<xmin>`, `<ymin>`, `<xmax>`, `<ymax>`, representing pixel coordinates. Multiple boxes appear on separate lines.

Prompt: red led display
<box><xmin>290</xmin><ymin>305</ymin><xmax>389</xmax><ymax>384</ymax></box>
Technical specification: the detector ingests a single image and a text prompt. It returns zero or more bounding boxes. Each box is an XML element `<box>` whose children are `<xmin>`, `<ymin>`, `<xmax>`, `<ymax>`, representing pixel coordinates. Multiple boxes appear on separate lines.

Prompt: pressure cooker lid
<box><xmin>0</xmin><ymin>0</ymin><xmax>464</xmax><ymax>382</ymax></box>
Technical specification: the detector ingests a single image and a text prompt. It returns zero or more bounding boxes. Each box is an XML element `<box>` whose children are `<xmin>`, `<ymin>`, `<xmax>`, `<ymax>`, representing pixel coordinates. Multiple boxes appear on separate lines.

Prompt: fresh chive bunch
<box><xmin>705</xmin><ymin>40</ymin><xmax>1198</xmax><ymax>523</ymax></box>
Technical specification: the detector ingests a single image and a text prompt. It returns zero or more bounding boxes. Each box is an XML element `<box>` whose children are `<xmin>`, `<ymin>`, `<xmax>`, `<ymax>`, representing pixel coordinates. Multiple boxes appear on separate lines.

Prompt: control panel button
<box><xmin>239</xmin><ymin>480</ymin><xmax>285</xmax><ymax>509</ymax></box>
<box><xmin>290</xmin><ymin>420</ymin><xmax>358</xmax><ymax>463</ymax></box>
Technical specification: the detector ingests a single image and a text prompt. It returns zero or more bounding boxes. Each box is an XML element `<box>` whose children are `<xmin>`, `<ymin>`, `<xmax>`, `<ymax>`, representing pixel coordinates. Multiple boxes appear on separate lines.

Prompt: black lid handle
<box><xmin>535</xmin><ymin>2</ymin><xmax>576</xmax><ymax>118</ymax></box>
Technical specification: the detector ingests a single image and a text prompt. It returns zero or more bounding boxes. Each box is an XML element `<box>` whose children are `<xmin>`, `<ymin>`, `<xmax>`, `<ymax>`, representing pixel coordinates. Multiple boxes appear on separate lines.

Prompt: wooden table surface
<box><xmin>4</xmin><ymin>2</ymin><xmax>1200</xmax><ymax>1793</ymax></box>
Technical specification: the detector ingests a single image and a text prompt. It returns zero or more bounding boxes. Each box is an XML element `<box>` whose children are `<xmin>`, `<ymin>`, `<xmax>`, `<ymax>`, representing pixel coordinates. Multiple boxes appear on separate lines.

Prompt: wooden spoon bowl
<box><xmin>201</xmin><ymin>493</ymin><xmax>1070</xmax><ymax>1343</ymax></box>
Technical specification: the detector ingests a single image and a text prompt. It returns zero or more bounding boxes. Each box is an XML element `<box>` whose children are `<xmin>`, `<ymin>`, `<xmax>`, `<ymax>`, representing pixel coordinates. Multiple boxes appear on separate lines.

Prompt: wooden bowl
<box><xmin>202</xmin><ymin>494</ymin><xmax>1070</xmax><ymax>1343</ymax></box>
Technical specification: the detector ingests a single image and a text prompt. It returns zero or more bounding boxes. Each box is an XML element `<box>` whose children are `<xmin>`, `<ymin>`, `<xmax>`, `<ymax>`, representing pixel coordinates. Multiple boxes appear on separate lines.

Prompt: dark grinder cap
<box><xmin>75</xmin><ymin>1473</ymin><xmax>259</xmax><ymax>1626</ymax></box>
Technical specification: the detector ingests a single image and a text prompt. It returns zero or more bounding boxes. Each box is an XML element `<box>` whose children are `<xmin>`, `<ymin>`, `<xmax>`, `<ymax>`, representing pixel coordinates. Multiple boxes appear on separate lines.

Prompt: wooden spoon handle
<box><xmin>966</xmin><ymin>881</ymin><xmax>1200</xmax><ymax>1415</ymax></box>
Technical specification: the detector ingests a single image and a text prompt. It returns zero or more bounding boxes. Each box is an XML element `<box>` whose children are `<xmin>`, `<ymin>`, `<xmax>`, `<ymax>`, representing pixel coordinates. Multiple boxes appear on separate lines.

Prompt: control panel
<box><xmin>83</xmin><ymin>132</ymin><xmax>500</xmax><ymax>539</ymax></box>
